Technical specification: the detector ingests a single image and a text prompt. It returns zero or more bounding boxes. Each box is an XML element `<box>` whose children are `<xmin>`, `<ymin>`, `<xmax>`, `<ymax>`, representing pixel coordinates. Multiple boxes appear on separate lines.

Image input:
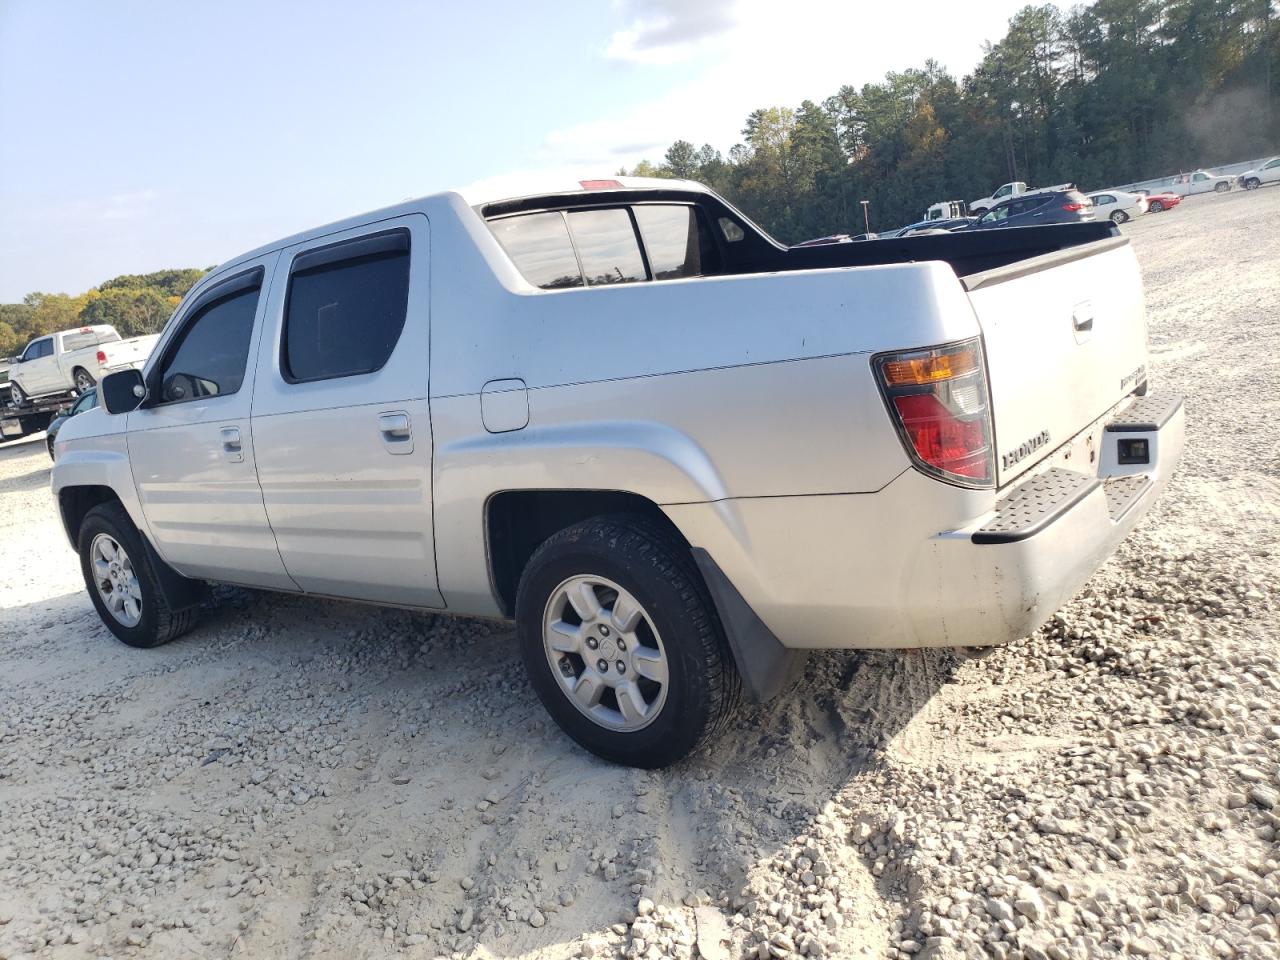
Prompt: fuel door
<box><xmin>480</xmin><ymin>379</ymin><xmax>530</xmax><ymax>433</ymax></box>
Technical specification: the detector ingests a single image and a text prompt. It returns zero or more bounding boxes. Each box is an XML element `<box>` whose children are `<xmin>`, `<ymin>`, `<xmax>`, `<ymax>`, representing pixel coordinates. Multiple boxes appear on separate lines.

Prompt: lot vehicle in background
<box><xmin>924</xmin><ymin>200</ymin><xmax>969</xmax><ymax>220</ymax></box>
<box><xmin>45</xmin><ymin>387</ymin><xmax>97</xmax><ymax>459</ymax></box>
<box><xmin>0</xmin><ymin>356</ymin><xmax>15</xmax><ymax>405</ymax></box>
<box><xmin>969</xmin><ymin>180</ymin><xmax>1074</xmax><ymax>215</ymax></box>
<box><xmin>0</xmin><ymin>393</ymin><xmax>74</xmax><ymax>442</ymax></box>
<box><xmin>1133</xmin><ymin>189</ymin><xmax>1181</xmax><ymax>213</ymax></box>
<box><xmin>886</xmin><ymin>217</ymin><xmax>976</xmax><ymax>238</ymax></box>
<box><xmin>968</xmin><ymin>189</ymin><xmax>1096</xmax><ymax>229</ymax></box>
<box><xmin>1170</xmin><ymin>170</ymin><xmax>1232</xmax><ymax>196</ymax></box>
<box><xmin>1237</xmin><ymin>157</ymin><xmax>1280</xmax><ymax>190</ymax></box>
<box><xmin>51</xmin><ymin>175</ymin><xmax>1183</xmax><ymax>768</ymax></box>
<box><xmin>1087</xmin><ymin>190</ymin><xmax>1148</xmax><ymax>224</ymax></box>
<box><xmin>7</xmin><ymin>325</ymin><xmax>159</xmax><ymax>407</ymax></box>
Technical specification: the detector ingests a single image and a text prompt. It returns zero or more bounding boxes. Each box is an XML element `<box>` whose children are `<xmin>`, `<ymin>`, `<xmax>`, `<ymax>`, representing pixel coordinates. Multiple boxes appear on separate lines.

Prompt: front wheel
<box><xmin>1149</xmin><ymin>200</ymin><xmax>1165</xmax><ymax>212</ymax></box>
<box><xmin>78</xmin><ymin>502</ymin><xmax>197</xmax><ymax>648</ymax></box>
<box><xmin>516</xmin><ymin>516</ymin><xmax>741</xmax><ymax>767</ymax></box>
<box><xmin>73</xmin><ymin>368</ymin><xmax>95</xmax><ymax>392</ymax></box>
<box><xmin>1110</xmin><ymin>210</ymin><xmax>1129</xmax><ymax>224</ymax></box>
<box><xmin>1245</xmin><ymin>178</ymin><xmax>1261</xmax><ymax>191</ymax></box>
<box><xmin>1215</xmin><ymin>181</ymin><xmax>1230</xmax><ymax>193</ymax></box>
<box><xmin>9</xmin><ymin>382</ymin><xmax>28</xmax><ymax>408</ymax></box>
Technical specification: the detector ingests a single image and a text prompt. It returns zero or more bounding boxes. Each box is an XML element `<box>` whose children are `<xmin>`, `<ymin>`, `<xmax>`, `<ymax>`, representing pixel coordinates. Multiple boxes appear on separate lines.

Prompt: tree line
<box><xmin>623</xmin><ymin>0</ymin><xmax>1279</xmax><ymax>241</ymax></box>
<box><xmin>0</xmin><ymin>269</ymin><xmax>208</xmax><ymax>358</ymax></box>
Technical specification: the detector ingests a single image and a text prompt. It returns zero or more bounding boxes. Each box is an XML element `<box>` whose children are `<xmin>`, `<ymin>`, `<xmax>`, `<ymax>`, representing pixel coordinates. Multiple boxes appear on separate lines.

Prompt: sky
<box><xmin>0</xmin><ymin>0</ymin><xmax>1050</xmax><ymax>302</ymax></box>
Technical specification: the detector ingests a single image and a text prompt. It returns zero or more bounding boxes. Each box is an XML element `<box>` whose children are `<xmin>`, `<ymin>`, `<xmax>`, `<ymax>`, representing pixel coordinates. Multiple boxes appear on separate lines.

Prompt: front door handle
<box><xmin>220</xmin><ymin>426</ymin><xmax>243</xmax><ymax>463</ymax></box>
<box><xmin>378</xmin><ymin>411</ymin><xmax>413</xmax><ymax>455</ymax></box>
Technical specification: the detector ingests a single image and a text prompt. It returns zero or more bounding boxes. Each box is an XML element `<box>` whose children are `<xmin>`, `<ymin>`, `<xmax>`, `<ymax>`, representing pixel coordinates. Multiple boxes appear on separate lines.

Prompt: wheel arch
<box><xmin>58</xmin><ymin>484</ymin><xmax>124</xmax><ymax>548</ymax></box>
<box><xmin>485</xmin><ymin>488</ymin><xmax>687</xmax><ymax>618</ymax></box>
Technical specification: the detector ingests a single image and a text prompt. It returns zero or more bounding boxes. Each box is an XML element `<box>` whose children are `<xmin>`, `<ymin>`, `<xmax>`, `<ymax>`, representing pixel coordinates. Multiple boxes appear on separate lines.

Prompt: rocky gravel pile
<box><xmin>1</xmin><ymin>187</ymin><xmax>1277</xmax><ymax>960</ymax></box>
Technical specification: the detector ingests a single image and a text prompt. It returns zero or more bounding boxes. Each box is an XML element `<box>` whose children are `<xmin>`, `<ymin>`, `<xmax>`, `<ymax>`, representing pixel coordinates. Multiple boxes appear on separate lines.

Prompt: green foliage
<box><xmin>623</xmin><ymin>0</ymin><xmax>1280</xmax><ymax>240</ymax></box>
<box><xmin>0</xmin><ymin>269</ymin><xmax>206</xmax><ymax>358</ymax></box>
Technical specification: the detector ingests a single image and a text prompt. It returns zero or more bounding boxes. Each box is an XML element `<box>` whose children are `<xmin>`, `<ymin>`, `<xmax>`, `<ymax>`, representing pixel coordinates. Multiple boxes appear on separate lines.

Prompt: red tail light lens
<box><xmin>1062</xmin><ymin>202</ymin><xmax>1086</xmax><ymax>212</ymax></box>
<box><xmin>96</xmin><ymin>350</ymin><xmax>107</xmax><ymax>363</ymax></box>
<box><xmin>874</xmin><ymin>339</ymin><xmax>995</xmax><ymax>487</ymax></box>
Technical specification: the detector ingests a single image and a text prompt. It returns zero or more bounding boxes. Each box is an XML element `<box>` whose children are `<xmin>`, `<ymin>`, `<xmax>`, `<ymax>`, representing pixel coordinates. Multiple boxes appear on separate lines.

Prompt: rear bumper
<box><xmin>665</xmin><ymin>393</ymin><xmax>1184</xmax><ymax>650</ymax></box>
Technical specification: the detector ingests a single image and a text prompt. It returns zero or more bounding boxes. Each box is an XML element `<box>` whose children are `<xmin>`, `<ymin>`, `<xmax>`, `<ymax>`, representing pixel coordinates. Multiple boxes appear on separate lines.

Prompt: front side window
<box><xmin>490</xmin><ymin>213</ymin><xmax>584</xmax><ymax>290</ymax></box>
<box><xmin>566</xmin><ymin>209</ymin><xmax>646</xmax><ymax>286</ymax></box>
<box><xmin>284</xmin><ymin>234</ymin><xmax>411</xmax><ymax>382</ymax></box>
<box><xmin>70</xmin><ymin>390</ymin><xmax>98</xmax><ymax>415</ymax></box>
<box><xmin>633</xmin><ymin>205</ymin><xmax>719</xmax><ymax>280</ymax></box>
<box><xmin>981</xmin><ymin>205</ymin><xmax>1009</xmax><ymax>223</ymax></box>
<box><xmin>1193</xmin><ymin>172</ymin><xmax>1208</xmax><ymax>182</ymax></box>
<box><xmin>1266</xmin><ymin>159</ymin><xmax>1280</xmax><ymax>170</ymax></box>
<box><xmin>995</xmin><ymin>184</ymin><xmax>1013</xmax><ymax>198</ymax></box>
<box><xmin>157</xmin><ymin>286</ymin><xmax>260</xmax><ymax>403</ymax></box>
<box><xmin>23</xmin><ymin>338</ymin><xmax>50</xmax><ymax>361</ymax></box>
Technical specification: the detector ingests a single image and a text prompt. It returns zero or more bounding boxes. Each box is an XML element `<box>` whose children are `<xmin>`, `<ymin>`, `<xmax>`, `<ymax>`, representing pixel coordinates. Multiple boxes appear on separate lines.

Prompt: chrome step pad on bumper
<box><xmin>973</xmin><ymin>394</ymin><xmax>1182</xmax><ymax>544</ymax></box>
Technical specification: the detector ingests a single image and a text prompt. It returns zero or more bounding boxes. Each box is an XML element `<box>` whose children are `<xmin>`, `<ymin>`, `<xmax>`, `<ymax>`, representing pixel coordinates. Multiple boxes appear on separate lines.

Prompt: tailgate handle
<box><xmin>1072</xmin><ymin>302</ymin><xmax>1094</xmax><ymax>333</ymax></box>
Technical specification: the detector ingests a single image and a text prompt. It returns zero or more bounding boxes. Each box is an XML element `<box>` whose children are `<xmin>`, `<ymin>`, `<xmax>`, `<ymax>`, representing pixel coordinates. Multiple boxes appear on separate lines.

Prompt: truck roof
<box><xmin>215</xmin><ymin>175</ymin><xmax>709</xmax><ymax>277</ymax></box>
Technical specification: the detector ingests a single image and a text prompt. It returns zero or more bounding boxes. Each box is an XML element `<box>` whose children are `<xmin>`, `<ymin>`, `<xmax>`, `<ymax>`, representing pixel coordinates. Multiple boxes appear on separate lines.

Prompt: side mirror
<box><xmin>101</xmin><ymin>369</ymin><xmax>147</xmax><ymax>414</ymax></box>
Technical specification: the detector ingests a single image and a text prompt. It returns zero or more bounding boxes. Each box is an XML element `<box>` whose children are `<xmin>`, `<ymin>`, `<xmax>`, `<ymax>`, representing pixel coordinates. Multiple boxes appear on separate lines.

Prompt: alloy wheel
<box><xmin>542</xmin><ymin>575</ymin><xmax>669</xmax><ymax>732</ymax></box>
<box><xmin>90</xmin><ymin>533</ymin><xmax>143</xmax><ymax>627</ymax></box>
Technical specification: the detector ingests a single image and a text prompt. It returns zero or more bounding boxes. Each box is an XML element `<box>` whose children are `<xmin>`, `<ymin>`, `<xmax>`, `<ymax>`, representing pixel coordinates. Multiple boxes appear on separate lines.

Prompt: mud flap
<box><xmin>691</xmin><ymin>548</ymin><xmax>807</xmax><ymax>702</ymax></box>
<box><xmin>139</xmin><ymin>536</ymin><xmax>209</xmax><ymax>612</ymax></box>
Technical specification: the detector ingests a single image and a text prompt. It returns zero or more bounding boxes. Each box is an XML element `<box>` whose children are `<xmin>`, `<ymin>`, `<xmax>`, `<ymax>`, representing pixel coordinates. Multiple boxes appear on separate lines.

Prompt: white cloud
<box><xmin>604</xmin><ymin>0</ymin><xmax>739</xmax><ymax>65</ymax></box>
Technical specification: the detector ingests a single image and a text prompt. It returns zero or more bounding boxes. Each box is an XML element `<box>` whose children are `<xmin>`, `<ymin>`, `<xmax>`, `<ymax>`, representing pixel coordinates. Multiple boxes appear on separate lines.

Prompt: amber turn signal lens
<box><xmin>881</xmin><ymin>346</ymin><xmax>978</xmax><ymax>386</ymax></box>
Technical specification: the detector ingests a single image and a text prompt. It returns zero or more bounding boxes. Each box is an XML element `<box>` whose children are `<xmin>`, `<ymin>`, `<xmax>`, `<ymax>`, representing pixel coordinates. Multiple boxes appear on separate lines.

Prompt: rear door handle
<box><xmin>220</xmin><ymin>426</ymin><xmax>243</xmax><ymax>463</ymax></box>
<box><xmin>378</xmin><ymin>411</ymin><xmax>414</xmax><ymax>454</ymax></box>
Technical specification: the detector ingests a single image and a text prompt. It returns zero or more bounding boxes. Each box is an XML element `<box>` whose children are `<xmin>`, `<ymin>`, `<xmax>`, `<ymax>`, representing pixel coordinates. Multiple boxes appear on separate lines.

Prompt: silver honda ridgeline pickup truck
<box><xmin>52</xmin><ymin>176</ymin><xmax>1184</xmax><ymax>767</ymax></box>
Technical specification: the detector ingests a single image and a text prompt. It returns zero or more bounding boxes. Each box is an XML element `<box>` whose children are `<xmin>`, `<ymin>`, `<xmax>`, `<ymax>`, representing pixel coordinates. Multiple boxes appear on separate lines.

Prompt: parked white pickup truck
<box><xmin>1169</xmin><ymin>169</ymin><xmax>1233</xmax><ymax>196</ymax></box>
<box><xmin>8</xmin><ymin>325</ymin><xmax>158</xmax><ymax>406</ymax></box>
<box><xmin>51</xmin><ymin>176</ymin><xmax>1184</xmax><ymax>767</ymax></box>
<box><xmin>969</xmin><ymin>180</ymin><xmax>1074</xmax><ymax>215</ymax></box>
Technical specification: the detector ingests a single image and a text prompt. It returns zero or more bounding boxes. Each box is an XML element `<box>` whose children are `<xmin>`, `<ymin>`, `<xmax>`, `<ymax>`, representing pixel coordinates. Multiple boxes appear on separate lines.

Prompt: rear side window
<box><xmin>633</xmin><ymin>205</ymin><xmax>720</xmax><ymax>280</ymax></box>
<box><xmin>566</xmin><ymin>209</ymin><xmax>646</xmax><ymax>286</ymax></box>
<box><xmin>156</xmin><ymin>285</ymin><xmax>260</xmax><ymax>404</ymax></box>
<box><xmin>490</xmin><ymin>213</ymin><xmax>584</xmax><ymax>290</ymax></box>
<box><xmin>284</xmin><ymin>231</ymin><xmax>411</xmax><ymax>383</ymax></box>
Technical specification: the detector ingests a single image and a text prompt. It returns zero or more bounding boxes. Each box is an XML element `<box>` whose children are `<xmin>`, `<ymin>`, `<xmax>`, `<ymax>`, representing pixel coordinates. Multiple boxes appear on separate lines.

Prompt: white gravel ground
<box><xmin>1</xmin><ymin>187</ymin><xmax>1277</xmax><ymax>960</ymax></box>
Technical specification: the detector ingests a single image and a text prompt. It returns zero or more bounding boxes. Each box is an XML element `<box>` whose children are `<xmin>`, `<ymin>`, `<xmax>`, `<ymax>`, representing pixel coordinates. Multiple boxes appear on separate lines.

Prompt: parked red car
<box><xmin>1134</xmin><ymin>189</ymin><xmax>1181</xmax><ymax>213</ymax></box>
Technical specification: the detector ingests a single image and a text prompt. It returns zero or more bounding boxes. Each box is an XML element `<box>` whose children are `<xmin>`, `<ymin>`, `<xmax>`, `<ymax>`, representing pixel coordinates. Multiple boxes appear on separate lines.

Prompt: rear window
<box><xmin>566</xmin><ymin>209</ymin><xmax>646</xmax><ymax>286</ymax></box>
<box><xmin>489</xmin><ymin>213</ymin><xmax>585</xmax><ymax>291</ymax></box>
<box><xmin>62</xmin><ymin>328</ymin><xmax>118</xmax><ymax>351</ymax></box>
<box><xmin>633</xmin><ymin>205</ymin><xmax>720</xmax><ymax>280</ymax></box>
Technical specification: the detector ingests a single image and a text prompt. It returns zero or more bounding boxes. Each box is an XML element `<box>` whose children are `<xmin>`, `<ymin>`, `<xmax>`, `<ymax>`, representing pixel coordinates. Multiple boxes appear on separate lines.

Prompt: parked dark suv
<box><xmin>968</xmin><ymin>189</ymin><xmax>1095</xmax><ymax>230</ymax></box>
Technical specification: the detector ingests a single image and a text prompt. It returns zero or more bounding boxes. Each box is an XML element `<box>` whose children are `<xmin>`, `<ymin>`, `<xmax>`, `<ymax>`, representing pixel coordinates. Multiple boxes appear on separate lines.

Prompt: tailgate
<box><xmin>964</xmin><ymin>236</ymin><xmax>1148</xmax><ymax>487</ymax></box>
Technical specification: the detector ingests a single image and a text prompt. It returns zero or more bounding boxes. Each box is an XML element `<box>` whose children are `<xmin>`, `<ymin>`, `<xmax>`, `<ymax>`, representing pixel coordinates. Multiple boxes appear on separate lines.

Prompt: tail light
<box><xmin>96</xmin><ymin>350</ymin><xmax>107</xmax><ymax>363</ymax></box>
<box><xmin>873</xmin><ymin>338</ymin><xmax>995</xmax><ymax>488</ymax></box>
<box><xmin>1062</xmin><ymin>202</ymin><xmax>1087</xmax><ymax>212</ymax></box>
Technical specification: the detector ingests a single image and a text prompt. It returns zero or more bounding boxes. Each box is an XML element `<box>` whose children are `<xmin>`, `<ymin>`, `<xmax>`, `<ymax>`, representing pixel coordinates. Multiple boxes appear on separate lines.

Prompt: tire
<box><xmin>9</xmin><ymin>381</ymin><xmax>28</xmax><ymax>408</ymax></box>
<box><xmin>1110</xmin><ymin>210</ymin><xmax>1129</xmax><ymax>224</ymax></box>
<box><xmin>516</xmin><ymin>515</ymin><xmax>741</xmax><ymax>768</ymax></box>
<box><xmin>73</xmin><ymin>368</ymin><xmax>95</xmax><ymax>392</ymax></box>
<box><xmin>1245</xmin><ymin>178</ymin><xmax>1260</xmax><ymax>191</ymax></box>
<box><xmin>47</xmin><ymin>435</ymin><xmax>55</xmax><ymax>460</ymax></box>
<box><xmin>1149</xmin><ymin>200</ymin><xmax>1164</xmax><ymax>212</ymax></box>
<box><xmin>1215</xmin><ymin>181</ymin><xmax>1230</xmax><ymax>193</ymax></box>
<box><xmin>78</xmin><ymin>502</ymin><xmax>197</xmax><ymax>648</ymax></box>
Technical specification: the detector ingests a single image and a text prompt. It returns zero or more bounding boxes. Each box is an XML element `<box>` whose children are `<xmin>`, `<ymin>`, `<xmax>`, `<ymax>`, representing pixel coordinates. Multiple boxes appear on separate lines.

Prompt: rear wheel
<box><xmin>1245</xmin><ymin>178</ymin><xmax>1261</xmax><ymax>191</ymax></box>
<box><xmin>1110</xmin><ymin>210</ymin><xmax>1129</xmax><ymax>224</ymax></box>
<box><xmin>78</xmin><ymin>502</ymin><xmax>197</xmax><ymax>648</ymax></box>
<box><xmin>73</xmin><ymin>368</ymin><xmax>95</xmax><ymax>392</ymax></box>
<box><xmin>1214</xmin><ymin>181</ymin><xmax>1230</xmax><ymax>194</ymax></box>
<box><xmin>1149</xmin><ymin>200</ymin><xmax>1165</xmax><ymax>212</ymax></box>
<box><xmin>516</xmin><ymin>516</ymin><xmax>741</xmax><ymax>768</ymax></box>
